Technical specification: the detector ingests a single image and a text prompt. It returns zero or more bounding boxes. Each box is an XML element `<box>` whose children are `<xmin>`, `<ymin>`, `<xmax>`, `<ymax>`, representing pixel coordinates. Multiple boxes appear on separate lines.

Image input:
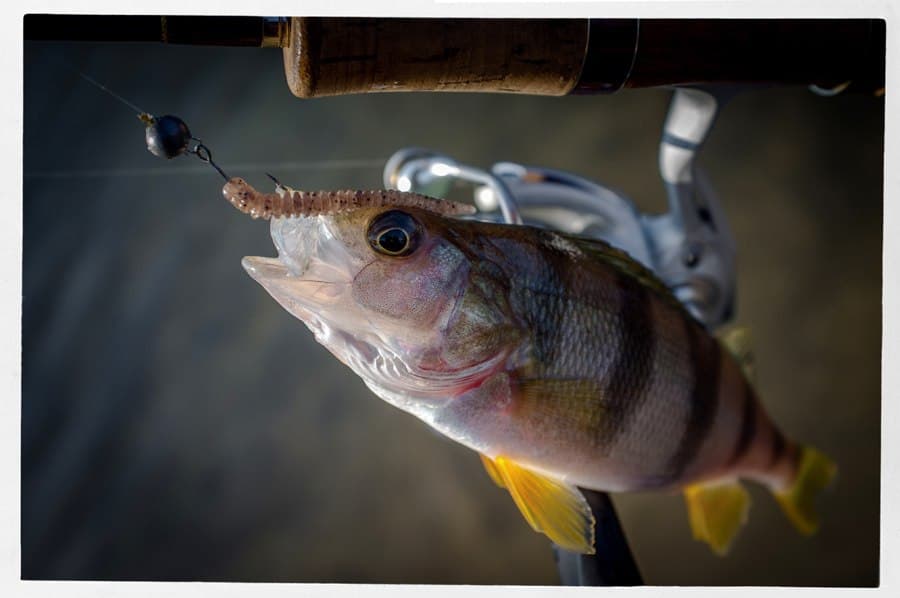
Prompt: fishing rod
<box><xmin>31</xmin><ymin>15</ymin><xmax>884</xmax><ymax>587</ymax></box>
<box><xmin>26</xmin><ymin>16</ymin><xmax>886</xmax><ymax>97</ymax></box>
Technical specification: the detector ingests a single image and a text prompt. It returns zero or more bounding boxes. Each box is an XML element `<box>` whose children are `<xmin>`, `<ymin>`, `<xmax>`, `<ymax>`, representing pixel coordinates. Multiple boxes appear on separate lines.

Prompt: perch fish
<box><xmin>224</xmin><ymin>176</ymin><xmax>836</xmax><ymax>555</ymax></box>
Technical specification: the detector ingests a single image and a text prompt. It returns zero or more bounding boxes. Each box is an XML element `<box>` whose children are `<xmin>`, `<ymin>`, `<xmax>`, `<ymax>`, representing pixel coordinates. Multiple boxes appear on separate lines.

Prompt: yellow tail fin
<box><xmin>773</xmin><ymin>446</ymin><xmax>837</xmax><ymax>535</ymax></box>
<box><xmin>683</xmin><ymin>481</ymin><xmax>751</xmax><ymax>555</ymax></box>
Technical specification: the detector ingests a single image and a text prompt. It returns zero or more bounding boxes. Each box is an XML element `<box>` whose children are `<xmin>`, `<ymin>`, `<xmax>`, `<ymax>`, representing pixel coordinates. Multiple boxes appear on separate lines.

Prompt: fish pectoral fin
<box><xmin>683</xmin><ymin>480</ymin><xmax>751</xmax><ymax>555</ymax></box>
<box><xmin>773</xmin><ymin>446</ymin><xmax>837</xmax><ymax>535</ymax></box>
<box><xmin>480</xmin><ymin>454</ymin><xmax>595</xmax><ymax>554</ymax></box>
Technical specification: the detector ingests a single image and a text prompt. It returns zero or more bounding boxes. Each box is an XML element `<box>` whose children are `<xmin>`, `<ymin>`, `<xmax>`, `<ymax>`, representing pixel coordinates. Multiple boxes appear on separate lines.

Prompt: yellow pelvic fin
<box><xmin>718</xmin><ymin>326</ymin><xmax>756</xmax><ymax>384</ymax></box>
<box><xmin>683</xmin><ymin>480</ymin><xmax>751</xmax><ymax>555</ymax></box>
<box><xmin>479</xmin><ymin>454</ymin><xmax>506</xmax><ymax>488</ymax></box>
<box><xmin>479</xmin><ymin>454</ymin><xmax>596</xmax><ymax>554</ymax></box>
<box><xmin>773</xmin><ymin>446</ymin><xmax>837</xmax><ymax>535</ymax></box>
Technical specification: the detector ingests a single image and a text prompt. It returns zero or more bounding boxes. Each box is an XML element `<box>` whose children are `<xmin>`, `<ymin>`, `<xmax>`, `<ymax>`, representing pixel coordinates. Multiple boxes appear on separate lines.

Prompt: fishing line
<box><xmin>24</xmin><ymin>159</ymin><xmax>386</xmax><ymax>180</ymax></box>
<box><xmin>53</xmin><ymin>58</ymin><xmax>383</xmax><ymax>185</ymax></box>
<box><xmin>50</xmin><ymin>55</ymin><xmax>232</xmax><ymax>179</ymax></box>
<box><xmin>48</xmin><ymin>54</ymin><xmax>154</xmax><ymax>121</ymax></box>
<box><xmin>74</xmin><ymin>69</ymin><xmax>150</xmax><ymax>118</ymax></box>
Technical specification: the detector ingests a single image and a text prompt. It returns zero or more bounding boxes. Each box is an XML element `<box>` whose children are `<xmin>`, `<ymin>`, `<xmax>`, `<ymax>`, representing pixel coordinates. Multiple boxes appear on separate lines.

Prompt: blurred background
<box><xmin>22</xmin><ymin>36</ymin><xmax>882</xmax><ymax>585</ymax></box>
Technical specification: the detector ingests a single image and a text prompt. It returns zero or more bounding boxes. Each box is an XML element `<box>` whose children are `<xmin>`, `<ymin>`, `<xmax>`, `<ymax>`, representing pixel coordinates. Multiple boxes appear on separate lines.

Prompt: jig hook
<box><xmin>140</xmin><ymin>111</ymin><xmax>228</xmax><ymax>180</ymax></box>
<box><xmin>188</xmin><ymin>140</ymin><xmax>229</xmax><ymax>181</ymax></box>
<box><xmin>265</xmin><ymin>172</ymin><xmax>287</xmax><ymax>192</ymax></box>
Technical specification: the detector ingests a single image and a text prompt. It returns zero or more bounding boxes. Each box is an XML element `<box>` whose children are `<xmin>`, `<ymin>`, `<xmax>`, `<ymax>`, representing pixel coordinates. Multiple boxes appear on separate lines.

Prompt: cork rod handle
<box><xmin>282</xmin><ymin>18</ymin><xmax>592</xmax><ymax>98</ymax></box>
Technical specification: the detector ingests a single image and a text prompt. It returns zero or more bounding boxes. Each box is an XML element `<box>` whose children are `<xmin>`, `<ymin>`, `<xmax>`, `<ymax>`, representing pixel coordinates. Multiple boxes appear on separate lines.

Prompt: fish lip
<box><xmin>241</xmin><ymin>254</ymin><xmax>352</xmax><ymax>289</ymax></box>
<box><xmin>241</xmin><ymin>255</ymin><xmax>289</xmax><ymax>282</ymax></box>
<box><xmin>242</xmin><ymin>255</ymin><xmax>298</xmax><ymax>311</ymax></box>
<box><xmin>241</xmin><ymin>254</ymin><xmax>349</xmax><ymax>312</ymax></box>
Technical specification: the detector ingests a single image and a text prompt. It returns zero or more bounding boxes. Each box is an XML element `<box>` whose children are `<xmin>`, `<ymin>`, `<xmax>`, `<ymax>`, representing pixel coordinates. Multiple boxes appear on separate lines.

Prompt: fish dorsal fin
<box><xmin>479</xmin><ymin>454</ymin><xmax>596</xmax><ymax>554</ymax></box>
<box><xmin>683</xmin><ymin>480</ymin><xmax>751</xmax><ymax>555</ymax></box>
<box><xmin>718</xmin><ymin>326</ymin><xmax>756</xmax><ymax>384</ymax></box>
<box><xmin>558</xmin><ymin>233</ymin><xmax>693</xmax><ymax>318</ymax></box>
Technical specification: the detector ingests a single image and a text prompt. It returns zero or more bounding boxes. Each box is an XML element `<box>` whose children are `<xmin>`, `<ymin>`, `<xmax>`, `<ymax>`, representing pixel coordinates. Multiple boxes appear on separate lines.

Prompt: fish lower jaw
<box><xmin>345</xmin><ymin>350</ymin><xmax>505</xmax><ymax>414</ymax></box>
<box><xmin>319</xmin><ymin>333</ymin><xmax>457</xmax><ymax>417</ymax></box>
<box><xmin>362</xmin><ymin>380</ymin><xmax>452</xmax><ymax>422</ymax></box>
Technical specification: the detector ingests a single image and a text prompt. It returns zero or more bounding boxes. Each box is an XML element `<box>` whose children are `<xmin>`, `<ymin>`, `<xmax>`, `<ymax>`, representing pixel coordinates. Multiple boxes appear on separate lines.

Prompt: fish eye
<box><xmin>367</xmin><ymin>210</ymin><xmax>421</xmax><ymax>257</ymax></box>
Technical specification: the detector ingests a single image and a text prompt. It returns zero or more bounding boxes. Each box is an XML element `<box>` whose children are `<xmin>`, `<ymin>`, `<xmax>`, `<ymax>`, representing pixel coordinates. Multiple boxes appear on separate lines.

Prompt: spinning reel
<box><xmin>383</xmin><ymin>88</ymin><xmax>737</xmax><ymax>331</ymax></box>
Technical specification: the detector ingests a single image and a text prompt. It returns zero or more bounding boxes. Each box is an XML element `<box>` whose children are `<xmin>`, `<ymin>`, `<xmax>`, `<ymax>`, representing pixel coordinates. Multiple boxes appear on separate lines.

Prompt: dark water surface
<box><xmin>22</xmin><ymin>40</ymin><xmax>882</xmax><ymax>585</ymax></box>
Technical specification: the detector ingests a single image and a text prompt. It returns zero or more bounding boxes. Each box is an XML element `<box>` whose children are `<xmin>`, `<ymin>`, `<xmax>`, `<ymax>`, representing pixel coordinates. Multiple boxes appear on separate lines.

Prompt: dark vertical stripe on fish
<box><xmin>770</xmin><ymin>428</ymin><xmax>787</xmax><ymax>466</ymax></box>
<box><xmin>666</xmin><ymin>320</ymin><xmax>721</xmax><ymax>480</ymax></box>
<box><xmin>726</xmin><ymin>381</ymin><xmax>756</xmax><ymax>466</ymax></box>
<box><xmin>596</xmin><ymin>274</ymin><xmax>656</xmax><ymax>449</ymax></box>
<box><xmin>524</xmin><ymin>238</ymin><xmax>574</xmax><ymax>368</ymax></box>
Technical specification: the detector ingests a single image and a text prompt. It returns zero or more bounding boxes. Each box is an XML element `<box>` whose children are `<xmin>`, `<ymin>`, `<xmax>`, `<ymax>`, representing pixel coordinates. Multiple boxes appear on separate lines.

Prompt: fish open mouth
<box><xmin>241</xmin><ymin>255</ymin><xmax>349</xmax><ymax>318</ymax></box>
<box><xmin>241</xmin><ymin>215</ymin><xmax>357</xmax><ymax>316</ymax></box>
<box><xmin>240</xmin><ymin>210</ymin><xmax>487</xmax><ymax>409</ymax></box>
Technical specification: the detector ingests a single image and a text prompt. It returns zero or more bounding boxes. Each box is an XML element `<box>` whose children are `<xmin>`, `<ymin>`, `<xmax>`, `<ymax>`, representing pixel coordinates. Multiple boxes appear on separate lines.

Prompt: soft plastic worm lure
<box><xmin>221</xmin><ymin>176</ymin><xmax>475</xmax><ymax>220</ymax></box>
<box><xmin>133</xmin><ymin>102</ymin><xmax>474</xmax><ymax>219</ymax></box>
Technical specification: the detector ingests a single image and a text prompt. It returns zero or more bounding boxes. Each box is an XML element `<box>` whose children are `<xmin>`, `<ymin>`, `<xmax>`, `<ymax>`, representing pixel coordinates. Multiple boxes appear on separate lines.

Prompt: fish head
<box><xmin>242</xmin><ymin>203</ymin><xmax>519</xmax><ymax>415</ymax></box>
